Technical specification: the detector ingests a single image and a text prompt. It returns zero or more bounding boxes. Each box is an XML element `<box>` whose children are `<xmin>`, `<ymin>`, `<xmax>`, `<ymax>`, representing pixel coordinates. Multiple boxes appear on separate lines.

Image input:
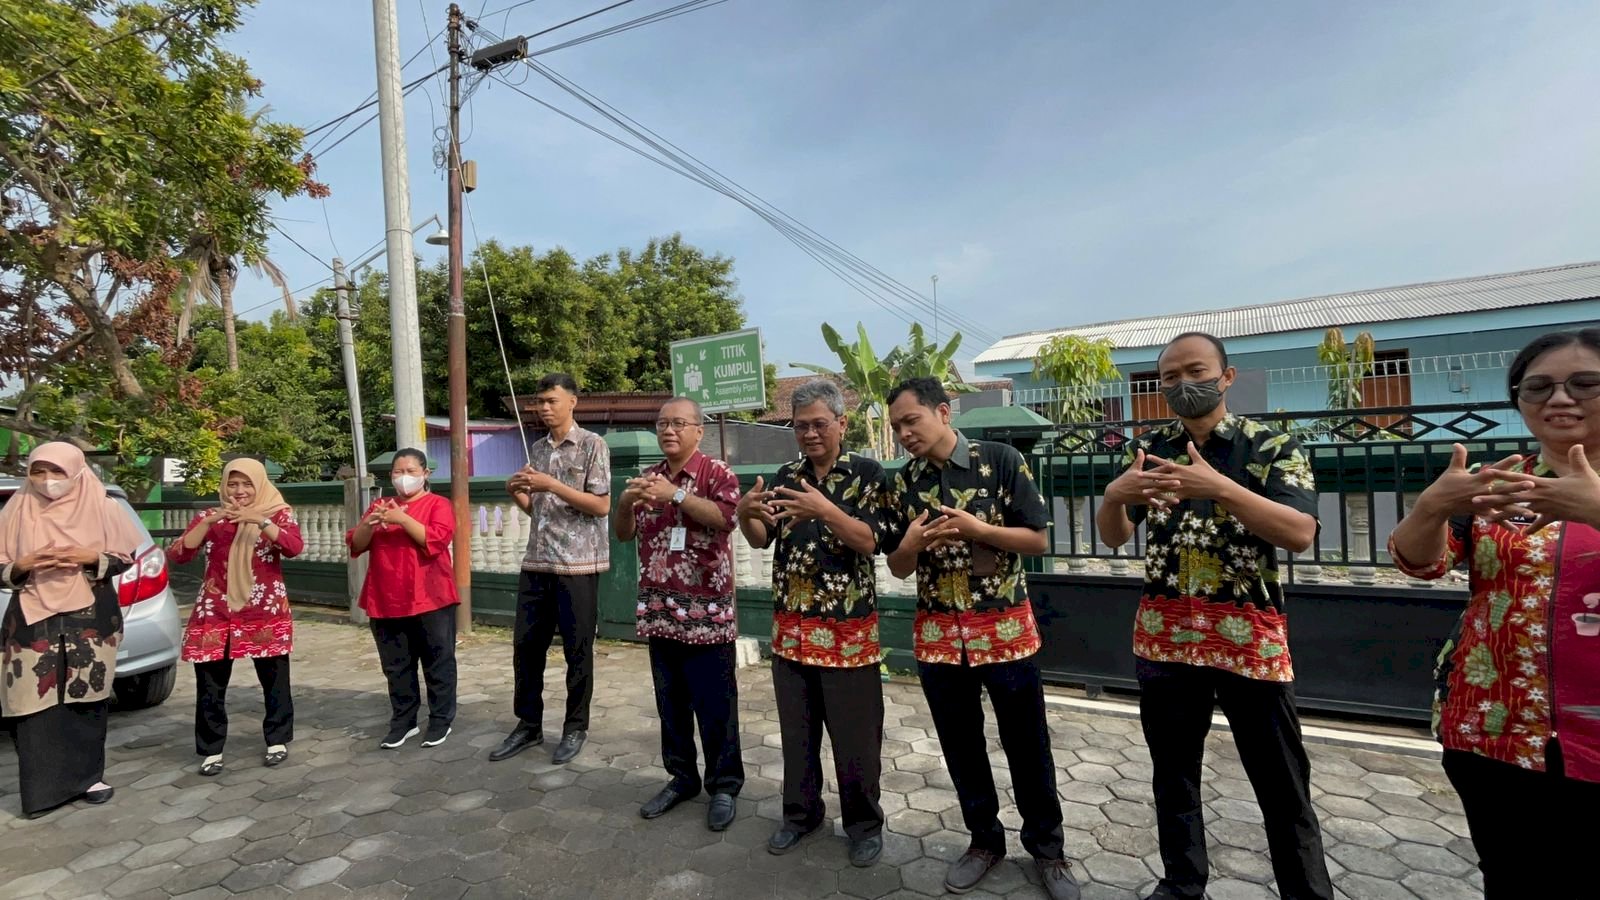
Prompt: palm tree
<box><xmin>176</xmin><ymin>232</ymin><xmax>294</xmax><ymax>371</ymax></box>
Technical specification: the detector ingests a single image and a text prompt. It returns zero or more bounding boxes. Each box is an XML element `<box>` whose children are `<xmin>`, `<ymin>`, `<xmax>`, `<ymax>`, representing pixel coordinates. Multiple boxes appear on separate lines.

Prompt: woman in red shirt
<box><xmin>170</xmin><ymin>459</ymin><xmax>303</xmax><ymax>776</ymax></box>
<box><xmin>1391</xmin><ymin>328</ymin><xmax>1600</xmax><ymax>899</ymax></box>
<box><xmin>348</xmin><ymin>449</ymin><xmax>460</xmax><ymax>749</ymax></box>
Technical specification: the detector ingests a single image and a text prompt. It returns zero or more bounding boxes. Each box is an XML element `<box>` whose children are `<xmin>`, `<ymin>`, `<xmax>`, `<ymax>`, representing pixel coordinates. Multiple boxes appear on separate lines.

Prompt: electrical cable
<box><xmin>514</xmin><ymin>61</ymin><xmax>999</xmax><ymax>345</ymax></box>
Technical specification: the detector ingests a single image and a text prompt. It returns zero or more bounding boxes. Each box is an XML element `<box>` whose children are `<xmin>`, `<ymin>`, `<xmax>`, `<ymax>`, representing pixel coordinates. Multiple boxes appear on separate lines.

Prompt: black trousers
<box><xmin>1137</xmin><ymin>659</ymin><xmax>1332</xmax><ymax>900</ymax></box>
<box><xmin>649</xmin><ymin>637</ymin><xmax>744</xmax><ymax>796</ymax></box>
<box><xmin>772</xmin><ymin>656</ymin><xmax>885</xmax><ymax>840</ymax></box>
<box><xmin>1443</xmin><ymin>744</ymin><xmax>1597</xmax><ymax>899</ymax></box>
<box><xmin>918</xmin><ymin>655</ymin><xmax>1064</xmax><ymax>860</ymax></box>
<box><xmin>194</xmin><ymin>654</ymin><xmax>294</xmax><ymax>756</ymax></box>
<box><xmin>513</xmin><ymin>571</ymin><xmax>598</xmax><ymax>735</ymax></box>
<box><xmin>370</xmin><ymin>604</ymin><xmax>458</xmax><ymax>730</ymax></box>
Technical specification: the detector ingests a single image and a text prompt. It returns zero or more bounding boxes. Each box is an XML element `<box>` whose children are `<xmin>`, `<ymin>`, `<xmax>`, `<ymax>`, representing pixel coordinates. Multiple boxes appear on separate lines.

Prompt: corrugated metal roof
<box><xmin>974</xmin><ymin>261</ymin><xmax>1600</xmax><ymax>364</ymax></box>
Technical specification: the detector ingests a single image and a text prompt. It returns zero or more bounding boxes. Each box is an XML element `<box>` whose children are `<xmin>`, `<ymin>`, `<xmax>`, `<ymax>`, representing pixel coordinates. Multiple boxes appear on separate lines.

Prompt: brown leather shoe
<box><xmin>945</xmin><ymin>848</ymin><xmax>1003</xmax><ymax>893</ymax></box>
<box><xmin>1036</xmin><ymin>858</ymin><xmax>1081</xmax><ymax>900</ymax></box>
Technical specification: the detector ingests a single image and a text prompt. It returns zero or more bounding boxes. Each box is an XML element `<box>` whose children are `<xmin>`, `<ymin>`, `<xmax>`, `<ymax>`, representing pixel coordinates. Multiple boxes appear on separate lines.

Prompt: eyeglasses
<box><xmin>1515</xmin><ymin>372</ymin><xmax>1600</xmax><ymax>403</ymax></box>
<box><xmin>655</xmin><ymin>418</ymin><xmax>702</xmax><ymax>433</ymax></box>
<box><xmin>792</xmin><ymin>418</ymin><xmax>839</xmax><ymax>435</ymax></box>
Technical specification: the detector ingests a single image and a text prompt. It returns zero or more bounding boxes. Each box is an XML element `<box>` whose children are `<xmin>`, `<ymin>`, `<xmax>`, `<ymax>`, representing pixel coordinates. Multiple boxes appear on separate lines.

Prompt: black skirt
<box><xmin>14</xmin><ymin>699</ymin><xmax>108</xmax><ymax>816</ymax></box>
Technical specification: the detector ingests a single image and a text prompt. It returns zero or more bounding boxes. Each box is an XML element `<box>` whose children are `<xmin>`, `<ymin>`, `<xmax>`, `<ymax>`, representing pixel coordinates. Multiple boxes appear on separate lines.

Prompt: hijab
<box><xmin>221</xmin><ymin>458</ymin><xmax>290</xmax><ymax>613</ymax></box>
<box><xmin>0</xmin><ymin>443</ymin><xmax>143</xmax><ymax>625</ymax></box>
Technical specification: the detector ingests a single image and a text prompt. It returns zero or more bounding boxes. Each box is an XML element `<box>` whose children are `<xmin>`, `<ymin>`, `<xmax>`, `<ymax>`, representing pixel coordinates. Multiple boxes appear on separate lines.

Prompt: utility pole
<box><xmin>332</xmin><ymin>258</ymin><xmax>370</xmax><ymax>501</ymax></box>
<box><xmin>931</xmin><ymin>274</ymin><xmax>939</xmax><ymax>347</ymax></box>
<box><xmin>333</xmin><ymin>258</ymin><xmax>371</xmax><ymax>626</ymax></box>
<box><xmin>371</xmin><ymin>0</ymin><xmax>427</xmax><ymax>451</ymax></box>
<box><xmin>445</xmin><ymin>4</ymin><xmax>472</xmax><ymax>634</ymax></box>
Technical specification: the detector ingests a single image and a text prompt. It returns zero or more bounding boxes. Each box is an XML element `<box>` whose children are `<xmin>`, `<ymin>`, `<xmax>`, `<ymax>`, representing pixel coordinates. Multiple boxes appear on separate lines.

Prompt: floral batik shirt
<box><xmin>1391</xmin><ymin>455</ymin><xmax>1600</xmax><ymax>780</ymax></box>
<box><xmin>882</xmin><ymin>432</ymin><xmax>1050</xmax><ymax>666</ymax></box>
<box><xmin>169</xmin><ymin>508</ymin><xmax>304</xmax><ymax>663</ymax></box>
<box><xmin>521</xmin><ymin>425</ymin><xmax>611</xmax><ymax>576</ymax></box>
<box><xmin>759</xmin><ymin>452</ymin><xmax>889</xmax><ymax>668</ymax></box>
<box><xmin>634</xmin><ymin>451</ymin><xmax>741</xmax><ymax>645</ymax></box>
<box><xmin>1121</xmin><ymin>415</ymin><xmax>1317</xmax><ymax>682</ymax></box>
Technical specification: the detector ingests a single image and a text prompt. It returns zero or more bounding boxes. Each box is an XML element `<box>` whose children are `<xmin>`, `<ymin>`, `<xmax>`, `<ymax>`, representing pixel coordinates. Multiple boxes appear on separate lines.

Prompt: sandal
<box><xmin>263</xmin><ymin>745</ymin><xmax>288</xmax><ymax>767</ymax></box>
<box><xmin>199</xmin><ymin>755</ymin><xmax>224</xmax><ymax>777</ymax></box>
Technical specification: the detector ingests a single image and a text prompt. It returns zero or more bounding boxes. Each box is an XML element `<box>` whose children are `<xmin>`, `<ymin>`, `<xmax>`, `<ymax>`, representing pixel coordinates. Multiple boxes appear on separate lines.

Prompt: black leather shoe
<box><xmin>1036</xmin><ymin>858</ymin><xmax>1082</xmax><ymax>900</ymax></box>
<box><xmin>767</xmin><ymin>822</ymin><xmax>821</xmax><ymax>855</ymax></box>
<box><xmin>488</xmin><ymin>724</ymin><xmax>542</xmax><ymax>762</ymax></box>
<box><xmin>848</xmin><ymin>835</ymin><xmax>883</xmax><ymax>868</ymax></box>
<box><xmin>551</xmin><ymin>730</ymin><xmax>586</xmax><ymax>765</ymax></box>
<box><xmin>640</xmin><ymin>784</ymin><xmax>697</xmax><ymax>819</ymax></box>
<box><xmin>82</xmin><ymin>786</ymin><xmax>114</xmax><ymax>805</ymax></box>
<box><xmin>706</xmin><ymin>792</ymin><xmax>736</xmax><ymax>832</ymax></box>
<box><xmin>945</xmin><ymin>848</ymin><xmax>1003</xmax><ymax>893</ymax></box>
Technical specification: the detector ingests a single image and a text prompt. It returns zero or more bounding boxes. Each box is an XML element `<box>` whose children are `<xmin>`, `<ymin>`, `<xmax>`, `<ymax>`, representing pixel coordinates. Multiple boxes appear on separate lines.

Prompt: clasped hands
<box><xmin>1104</xmin><ymin>443</ymin><xmax>1238</xmax><ymax>511</ymax></box>
<box><xmin>735</xmin><ymin>475</ymin><xmax>838</xmax><ymax>527</ymax></box>
<box><xmin>620</xmin><ymin>473</ymin><xmax>680</xmax><ymax>513</ymax></box>
<box><xmin>1424</xmin><ymin>442</ymin><xmax>1600</xmax><ymax>535</ymax></box>
<box><xmin>363</xmin><ymin>498</ymin><xmax>411</xmax><ymax>529</ymax></box>
<box><xmin>202</xmin><ymin>502</ymin><xmax>270</xmax><ymax>527</ymax></box>
<box><xmin>15</xmin><ymin>543</ymin><xmax>99</xmax><ymax>574</ymax></box>
<box><xmin>507</xmin><ymin>466</ymin><xmax>561</xmax><ymax>497</ymax></box>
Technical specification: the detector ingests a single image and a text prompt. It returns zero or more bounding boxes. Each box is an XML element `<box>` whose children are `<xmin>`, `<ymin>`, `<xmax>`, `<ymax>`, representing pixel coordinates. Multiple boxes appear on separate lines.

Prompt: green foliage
<box><xmin>403</xmin><ymin>235</ymin><xmax>746</xmax><ymax>419</ymax></box>
<box><xmin>1031</xmin><ymin>334</ymin><xmax>1118</xmax><ymax>428</ymax></box>
<box><xmin>798</xmin><ymin>322</ymin><xmax>974</xmax><ymax>457</ymax></box>
<box><xmin>0</xmin><ymin>0</ymin><xmax>321</xmax><ymax>488</ymax></box>
<box><xmin>297</xmin><ymin>235</ymin><xmax>754</xmax><ymax>459</ymax></box>
<box><xmin>1318</xmin><ymin>328</ymin><xmax>1375</xmax><ymax>411</ymax></box>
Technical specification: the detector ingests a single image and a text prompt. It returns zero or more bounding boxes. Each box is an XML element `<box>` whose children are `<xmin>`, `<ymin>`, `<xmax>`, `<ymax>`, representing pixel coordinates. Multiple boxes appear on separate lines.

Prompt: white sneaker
<box><xmin>380</xmin><ymin>725</ymin><xmax>420</xmax><ymax>749</ymax></box>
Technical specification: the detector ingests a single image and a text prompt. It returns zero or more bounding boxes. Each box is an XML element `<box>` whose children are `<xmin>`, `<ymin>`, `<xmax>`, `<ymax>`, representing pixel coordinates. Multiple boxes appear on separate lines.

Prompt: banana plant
<box><xmin>797</xmin><ymin>322</ymin><xmax>974</xmax><ymax>457</ymax></box>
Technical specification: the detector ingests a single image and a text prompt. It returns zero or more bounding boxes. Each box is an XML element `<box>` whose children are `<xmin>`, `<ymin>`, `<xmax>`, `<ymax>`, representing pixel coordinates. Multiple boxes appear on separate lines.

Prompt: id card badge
<box><xmin>669</xmin><ymin>527</ymin><xmax>687</xmax><ymax>552</ymax></box>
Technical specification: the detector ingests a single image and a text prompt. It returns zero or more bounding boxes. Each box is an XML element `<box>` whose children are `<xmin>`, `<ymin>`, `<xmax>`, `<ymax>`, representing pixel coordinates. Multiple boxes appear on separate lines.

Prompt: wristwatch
<box><xmin>671</xmin><ymin>487</ymin><xmax>688</xmax><ymax>506</ymax></box>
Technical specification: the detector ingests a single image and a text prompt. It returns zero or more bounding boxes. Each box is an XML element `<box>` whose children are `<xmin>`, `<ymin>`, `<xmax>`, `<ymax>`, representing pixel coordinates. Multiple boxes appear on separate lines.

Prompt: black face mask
<box><xmin>1163</xmin><ymin>378</ymin><xmax>1226</xmax><ymax>419</ymax></box>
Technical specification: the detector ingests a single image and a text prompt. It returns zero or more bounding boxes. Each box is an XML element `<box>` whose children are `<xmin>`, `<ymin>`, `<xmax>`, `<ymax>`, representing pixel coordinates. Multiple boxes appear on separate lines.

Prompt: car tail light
<box><xmin>117</xmin><ymin>546</ymin><xmax>169</xmax><ymax>608</ymax></box>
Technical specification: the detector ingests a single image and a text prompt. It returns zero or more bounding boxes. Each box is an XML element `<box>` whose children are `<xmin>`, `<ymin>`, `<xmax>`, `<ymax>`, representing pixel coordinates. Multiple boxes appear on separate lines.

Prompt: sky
<box><xmin>227</xmin><ymin>0</ymin><xmax>1600</xmax><ymax>379</ymax></box>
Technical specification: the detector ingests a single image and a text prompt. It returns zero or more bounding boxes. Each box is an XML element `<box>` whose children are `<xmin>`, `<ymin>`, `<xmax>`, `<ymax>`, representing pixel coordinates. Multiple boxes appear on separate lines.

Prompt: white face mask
<box><xmin>392</xmin><ymin>474</ymin><xmax>426</xmax><ymax>496</ymax></box>
<box><xmin>41</xmin><ymin>478</ymin><xmax>72</xmax><ymax>500</ymax></box>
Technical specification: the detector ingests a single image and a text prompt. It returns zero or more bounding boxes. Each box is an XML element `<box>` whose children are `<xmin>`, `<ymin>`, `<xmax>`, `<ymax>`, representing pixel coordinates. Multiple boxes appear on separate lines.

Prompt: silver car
<box><xmin>0</xmin><ymin>478</ymin><xmax>183</xmax><ymax>709</ymax></box>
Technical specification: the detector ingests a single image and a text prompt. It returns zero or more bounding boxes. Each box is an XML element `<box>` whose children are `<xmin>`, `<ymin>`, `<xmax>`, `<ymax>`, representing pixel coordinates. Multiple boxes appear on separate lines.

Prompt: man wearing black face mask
<box><xmin>1096</xmin><ymin>332</ymin><xmax>1332</xmax><ymax>900</ymax></box>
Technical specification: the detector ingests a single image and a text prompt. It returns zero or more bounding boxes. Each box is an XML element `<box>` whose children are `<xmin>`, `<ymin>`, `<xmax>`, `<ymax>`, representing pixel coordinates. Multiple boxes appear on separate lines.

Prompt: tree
<box><xmin>0</xmin><ymin>0</ymin><xmax>323</xmax><ymax>490</ymax></box>
<box><xmin>798</xmin><ymin>322</ymin><xmax>974</xmax><ymax>457</ymax></box>
<box><xmin>295</xmin><ymin>235</ymin><xmax>755</xmax><ymax>459</ymax></box>
<box><xmin>1319</xmin><ymin>327</ymin><xmax>1375</xmax><ymax>411</ymax></box>
<box><xmin>407</xmin><ymin>235</ymin><xmax>749</xmax><ymax>418</ymax></box>
<box><xmin>1031</xmin><ymin>334</ymin><xmax>1119</xmax><ymax>427</ymax></box>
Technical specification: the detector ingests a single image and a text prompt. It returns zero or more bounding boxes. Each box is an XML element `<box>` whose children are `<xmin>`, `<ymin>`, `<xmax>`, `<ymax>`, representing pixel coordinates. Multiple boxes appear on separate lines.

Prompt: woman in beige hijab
<box><xmin>0</xmin><ymin>443</ymin><xmax>142</xmax><ymax>818</ymax></box>
<box><xmin>170</xmin><ymin>458</ymin><xmax>303</xmax><ymax>775</ymax></box>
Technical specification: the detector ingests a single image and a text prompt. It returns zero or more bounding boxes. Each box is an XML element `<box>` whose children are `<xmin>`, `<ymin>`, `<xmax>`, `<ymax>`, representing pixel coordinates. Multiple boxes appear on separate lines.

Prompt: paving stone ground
<box><xmin>0</xmin><ymin>614</ymin><xmax>1483</xmax><ymax>899</ymax></box>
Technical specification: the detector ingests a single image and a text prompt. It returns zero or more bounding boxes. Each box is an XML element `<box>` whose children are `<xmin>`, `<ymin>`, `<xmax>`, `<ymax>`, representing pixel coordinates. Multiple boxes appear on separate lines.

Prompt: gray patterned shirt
<box><xmin>520</xmin><ymin>425</ymin><xmax>612</xmax><ymax>575</ymax></box>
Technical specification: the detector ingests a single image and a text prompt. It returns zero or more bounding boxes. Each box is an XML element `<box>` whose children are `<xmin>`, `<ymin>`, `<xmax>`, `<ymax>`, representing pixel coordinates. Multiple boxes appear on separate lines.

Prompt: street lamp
<box><xmin>349</xmin><ymin>215</ymin><xmax>449</xmax><ymax>273</ymax></box>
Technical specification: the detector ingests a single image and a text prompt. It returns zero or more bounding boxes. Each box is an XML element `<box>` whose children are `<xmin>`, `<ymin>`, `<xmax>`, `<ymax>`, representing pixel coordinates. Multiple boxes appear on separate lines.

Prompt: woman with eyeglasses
<box><xmin>1389</xmin><ymin>328</ymin><xmax>1600</xmax><ymax>899</ymax></box>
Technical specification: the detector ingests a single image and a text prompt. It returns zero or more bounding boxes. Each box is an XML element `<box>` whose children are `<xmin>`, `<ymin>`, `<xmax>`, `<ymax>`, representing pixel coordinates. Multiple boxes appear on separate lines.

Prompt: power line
<box><xmin>482</xmin><ymin>72</ymin><xmax>926</xmax><ymax>333</ymax></box>
<box><xmin>270</xmin><ymin>223</ymin><xmax>337</xmax><ymax>273</ymax></box>
<box><xmin>531</xmin><ymin>0</ymin><xmax>733</xmax><ymax>56</ymax></box>
<box><xmin>233</xmin><ymin>275</ymin><xmax>335</xmax><ymax>319</ymax></box>
<box><xmin>302</xmin><ymin>37</ymin><xmax>446</xmax><ymax>141</ymax></box>
<box><xmin>305</xmin><ymin>64</ymin><xmax>449</xmax><ymax>156</ymax></box>
<box><xmin>507</xmin><ymin>60</ymin><xmax>1000</xmax><ymax>346</ymax></box>
<box><xmin>527</xmin><ymin>58</ymin><xmax>998</xmax><ymax>343</ymax></box>
<box><xmin>477</xmin><ymin>0</ymin><xmax>637</xmax><ymax>36</ymax></box>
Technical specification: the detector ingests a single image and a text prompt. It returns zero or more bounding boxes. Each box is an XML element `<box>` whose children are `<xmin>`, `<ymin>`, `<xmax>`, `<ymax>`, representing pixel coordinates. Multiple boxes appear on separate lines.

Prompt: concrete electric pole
<box><xmin>445</xmin><ymin>4</ymin><xmax>472</xmax><ymax>633</ymax></box>
<box><xmin>371</xmin><ymin>0</ymin><xmax>428</xmax><ymax>451</ymax></box>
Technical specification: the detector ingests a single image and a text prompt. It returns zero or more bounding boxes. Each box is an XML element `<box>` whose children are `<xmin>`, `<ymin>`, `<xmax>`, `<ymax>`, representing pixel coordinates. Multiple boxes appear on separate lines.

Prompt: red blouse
<box><xmin>346</xmin><ymin>491</ymin><xmax>459</xmax><ymax>619</ymax></box>
<box><xmin>169</xmin><ymin>508</ymin><xmax>303</xmax><ymax>663</ymax></box>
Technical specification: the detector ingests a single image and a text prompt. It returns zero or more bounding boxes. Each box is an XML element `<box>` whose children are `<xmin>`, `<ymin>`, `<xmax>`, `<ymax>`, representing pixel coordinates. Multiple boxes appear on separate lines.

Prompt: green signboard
<box><xmin>670</xmin><ymin>328</ymin><xmax>766</xmax><ymax>415</ymax></box>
